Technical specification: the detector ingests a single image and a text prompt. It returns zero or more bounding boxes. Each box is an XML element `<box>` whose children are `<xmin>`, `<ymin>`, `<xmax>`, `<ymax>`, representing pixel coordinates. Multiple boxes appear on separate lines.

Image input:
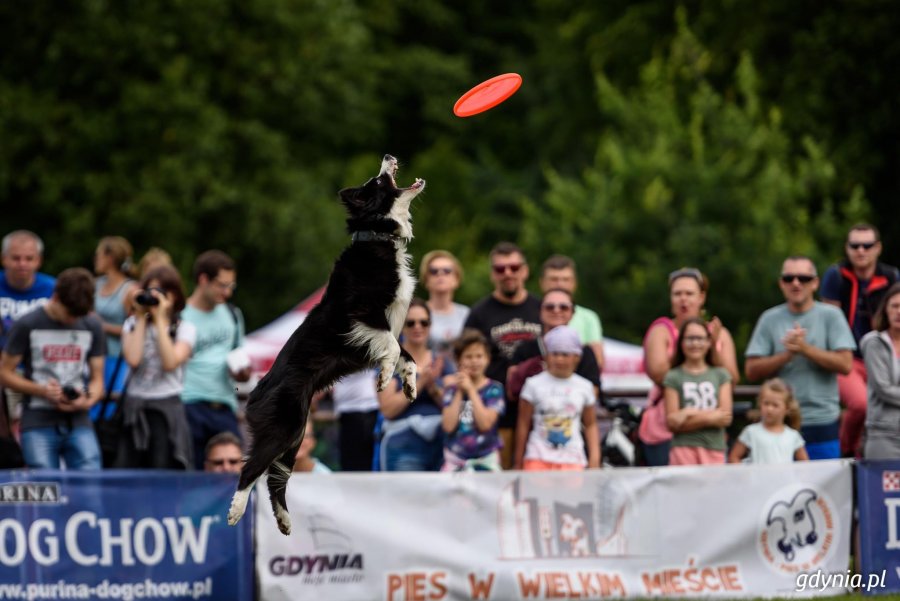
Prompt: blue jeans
<box><xmin>22</xmin><ymin>425</ymin><xmax>102</xmax><ymax>470</ymax></box>
<box><xmin>380</xmin><ymin>416</ymin><xmax>443</xmax><ymax>472</ymax></box>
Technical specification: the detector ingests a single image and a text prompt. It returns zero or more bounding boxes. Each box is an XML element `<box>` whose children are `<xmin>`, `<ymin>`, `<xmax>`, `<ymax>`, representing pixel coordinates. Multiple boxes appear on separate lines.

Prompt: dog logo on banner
<box><xmin>758</xmin><ymin>486</ymin><xmax>837</xmax><ymax>574</ymax></box>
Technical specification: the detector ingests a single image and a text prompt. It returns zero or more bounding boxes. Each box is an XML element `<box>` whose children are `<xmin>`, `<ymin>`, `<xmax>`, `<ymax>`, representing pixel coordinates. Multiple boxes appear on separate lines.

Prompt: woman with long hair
<box><xmin>377</xmin><ymin>298</ymin><xmax>455</xmax><ymax>471</ymax></box>
<box><xmin>116</xmin><ymin>265</ymin><xmax>195</xmax><ymax>469</ymax></box>
<box><xmin>861</xmin><ymin>282</ymin><xmax>900</xmax><ymax>459</ymax></box>
<box><xmin>663</xmin><ymin>317</ymin><xmax>733</xmax><ymax>465</ymax></box>
<box><xmin>93</xmin><ymin>236</ymin><xmax>137</xmax><ymax>396</ymax></box>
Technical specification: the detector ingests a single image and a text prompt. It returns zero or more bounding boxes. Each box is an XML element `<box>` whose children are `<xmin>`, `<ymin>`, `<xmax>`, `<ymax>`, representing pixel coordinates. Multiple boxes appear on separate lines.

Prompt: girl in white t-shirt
<box><xmin>729</xmin><ymin>378</ymin><xmax>809</xmax><ymax>464</ymax></box>
<box><xmin>514</xmin><ymin>326</ymin><xmax>600</xmax><ymax>471</ymax></box>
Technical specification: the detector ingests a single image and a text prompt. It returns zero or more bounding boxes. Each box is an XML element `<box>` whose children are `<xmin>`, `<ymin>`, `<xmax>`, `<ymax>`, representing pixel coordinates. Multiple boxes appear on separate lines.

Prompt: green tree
<box><xmin>0</xmin><ymin>0</ymin><xmax>384</xmax><ymax>326</ymax></box>
<box><xmin>520</xmin><ymin>9</ymin><xmax>868</xmax><ymax>350</ymax></box>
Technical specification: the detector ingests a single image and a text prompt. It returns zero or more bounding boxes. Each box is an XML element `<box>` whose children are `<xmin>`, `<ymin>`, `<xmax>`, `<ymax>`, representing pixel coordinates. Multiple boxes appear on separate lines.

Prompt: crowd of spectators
<box><xmin>0</xmin><ymin>223</ymin><xmax>898</xmax><ymax>474</ymax></box>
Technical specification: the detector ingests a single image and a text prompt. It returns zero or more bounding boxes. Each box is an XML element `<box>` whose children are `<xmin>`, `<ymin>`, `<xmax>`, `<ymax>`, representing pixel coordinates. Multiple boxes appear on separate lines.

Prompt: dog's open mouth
<box><xmin>382</xmin><ymin>154</ymin><xmax>424</xmax><ymax>191</ymax></box>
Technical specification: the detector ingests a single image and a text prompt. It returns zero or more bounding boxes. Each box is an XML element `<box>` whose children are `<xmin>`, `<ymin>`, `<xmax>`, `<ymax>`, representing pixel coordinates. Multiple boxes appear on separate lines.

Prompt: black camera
<box><xmin>62</xmin><ymin>384</ymin><xmax>81</xmax><ymax>401</ymax></box>
<box><xmin>135</xmin><ymin>289</ymin><xmax>160</xmax><ymax>306</ymax></box>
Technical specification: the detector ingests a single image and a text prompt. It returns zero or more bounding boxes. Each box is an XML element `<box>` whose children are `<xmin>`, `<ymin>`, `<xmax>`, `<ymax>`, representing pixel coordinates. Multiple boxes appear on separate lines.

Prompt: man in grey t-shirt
<box><xmin>0</xmin><ymin>267</ymin><xmax>105</xmax><ymax>469</ymax></box>
<box><xmin>745</xmin><ymin>256</ymin><xmax>855</xmax><ymax>460</ymax></box>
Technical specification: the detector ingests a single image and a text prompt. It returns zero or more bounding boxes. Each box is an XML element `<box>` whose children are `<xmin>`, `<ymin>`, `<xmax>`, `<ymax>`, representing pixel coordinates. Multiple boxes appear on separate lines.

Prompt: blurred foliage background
<box><xmin>2</xmin><ymin>0</ymin><xmax>897</xmax><ymax>353</ymax></box>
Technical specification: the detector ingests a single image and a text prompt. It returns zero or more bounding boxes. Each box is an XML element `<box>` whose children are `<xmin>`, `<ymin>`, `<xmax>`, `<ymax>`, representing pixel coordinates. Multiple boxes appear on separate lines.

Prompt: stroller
<box><xmin>600</xmin><ymin>398</ymin><xmax>644</xmax><ymax>467</ymax></box>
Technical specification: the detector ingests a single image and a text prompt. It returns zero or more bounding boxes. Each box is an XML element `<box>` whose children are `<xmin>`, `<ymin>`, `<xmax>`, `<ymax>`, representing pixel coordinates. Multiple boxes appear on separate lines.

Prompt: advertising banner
<box><xmin>857</xmin><ymin>459</ymin><xmax>900</xmax><ymax>595</ymax></box>
<box><xmin>0</xmin><ymin>470</ymin><xmax>252</xmax><ymax>601</ymax></box>
<box><xmin>257</xmin><ymin>460</ymin><xmax>853</xmax><ymax>600</ymax></box>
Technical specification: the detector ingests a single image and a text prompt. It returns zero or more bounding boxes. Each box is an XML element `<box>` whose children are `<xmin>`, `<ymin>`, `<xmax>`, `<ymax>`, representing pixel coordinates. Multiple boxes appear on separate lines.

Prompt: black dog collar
<box><xmin>351</xmin><ymin>231</ymin><xmax>401</xmax><ymax>243</ymax></box>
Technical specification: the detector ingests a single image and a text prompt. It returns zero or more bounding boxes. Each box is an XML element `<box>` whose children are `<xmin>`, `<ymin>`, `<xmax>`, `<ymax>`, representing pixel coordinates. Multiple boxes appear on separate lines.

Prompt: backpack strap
<box><xmin>225</xmin><ymin>303</ymin><xmax>242</xmax><ymax>350</ymax></box>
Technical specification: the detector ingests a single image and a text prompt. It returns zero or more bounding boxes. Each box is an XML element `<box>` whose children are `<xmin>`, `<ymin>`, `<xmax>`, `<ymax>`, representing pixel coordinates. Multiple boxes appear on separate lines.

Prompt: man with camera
<box><xmin>0</xmin><ymin>267</ymin><xmax>105</xmax><ymax>469</ymax></box>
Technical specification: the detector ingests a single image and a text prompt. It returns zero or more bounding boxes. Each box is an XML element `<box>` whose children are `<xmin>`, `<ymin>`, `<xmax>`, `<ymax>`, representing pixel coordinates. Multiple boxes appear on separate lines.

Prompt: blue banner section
<box><xmin>0</xmin><ymin>470</ymin><xmax>252</xmax><ymax>601</ymax></box>
<box><xmin>857</xmin><ymin>460</ymin><xmax>900</xmax><ymax>596</ymax></box>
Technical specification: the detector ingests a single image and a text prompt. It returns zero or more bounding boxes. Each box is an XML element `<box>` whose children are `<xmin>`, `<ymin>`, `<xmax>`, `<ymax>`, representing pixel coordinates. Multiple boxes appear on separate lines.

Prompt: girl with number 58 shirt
<box><xmin>663</xmin><ymin>317</ymin><xmax>733</xmax><ymax>465</ymax></box>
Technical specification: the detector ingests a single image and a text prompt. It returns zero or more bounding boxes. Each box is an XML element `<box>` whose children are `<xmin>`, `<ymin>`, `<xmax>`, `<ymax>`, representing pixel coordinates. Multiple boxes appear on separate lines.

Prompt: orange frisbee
<box><xmin>453</xmin><ymin>73</ymin><xmax>523</xmax><ymax>117</ymax></box>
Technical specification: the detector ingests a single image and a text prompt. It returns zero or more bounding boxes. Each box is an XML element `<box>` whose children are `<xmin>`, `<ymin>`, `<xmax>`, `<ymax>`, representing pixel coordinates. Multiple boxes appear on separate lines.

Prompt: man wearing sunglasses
<box><xmin>745</xmin><ymin>256</ymin><xmax>856</xmax><ymax>460</ymax></box>
<box><xmin>464</xmin><ymin>242</ymin><xmax>542</xmax><ymax>469</ymax></box>
<box><xmin>819</xmin><ymin>223</ymin><xmax>899</xmax><ymax>457</ymax></box>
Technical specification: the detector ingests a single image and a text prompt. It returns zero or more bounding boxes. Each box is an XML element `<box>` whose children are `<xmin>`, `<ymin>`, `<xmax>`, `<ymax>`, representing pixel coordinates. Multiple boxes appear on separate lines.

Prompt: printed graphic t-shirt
<box><xmin>442</xmin><ymin>378</ymin><xmax>506</xmax><ymax>460</ymax></box>
<box><xmin>4</xmin><ymin>306</ymin><xmax>104</xmax><ymax>430</ymax></box>
<box><xmin>521</xmin><ymin>371</ymin><xmax>595</xmax><ymax>466</ymax></box>
<box><xmin>0</xmin><ymin>271</ymin><xmax>56</xmax><ymax>349</ymax></box>
<box><xmin>464</xmin><ymin>294</ymin><xmax>542</xmax><ymax>427</ymax></box>
<box><xmin>663</xmin><ymin>365</ymin><xmax>732</xmax><ymax>451</ymax></box>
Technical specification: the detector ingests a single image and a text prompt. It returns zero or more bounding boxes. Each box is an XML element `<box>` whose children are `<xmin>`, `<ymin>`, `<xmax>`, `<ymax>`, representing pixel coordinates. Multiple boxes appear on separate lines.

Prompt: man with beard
<box><xmin>464</xmin><ymin>242</ymin><xmax>542</xmax><ymax>468</ymax></box>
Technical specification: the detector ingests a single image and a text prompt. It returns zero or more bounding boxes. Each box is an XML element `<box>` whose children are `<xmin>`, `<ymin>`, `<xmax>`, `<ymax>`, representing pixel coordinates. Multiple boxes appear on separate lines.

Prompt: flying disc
<box><xmin>453</xmin><ymin>73</ymin><xmax>523</xmax><ymax>117</ymax></box>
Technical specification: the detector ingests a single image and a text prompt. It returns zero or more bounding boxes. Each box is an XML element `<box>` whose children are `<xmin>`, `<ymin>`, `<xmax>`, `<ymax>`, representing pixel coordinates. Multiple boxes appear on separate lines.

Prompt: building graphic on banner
<box><xmin>758</xmin><ymin>485</ymin><xmax>838</xmax><ymax>574</ymax></box>
<box><xmin>496</xmin><ymin>477</ymin><xmax>633</xmax><ymax>559</ymax></box>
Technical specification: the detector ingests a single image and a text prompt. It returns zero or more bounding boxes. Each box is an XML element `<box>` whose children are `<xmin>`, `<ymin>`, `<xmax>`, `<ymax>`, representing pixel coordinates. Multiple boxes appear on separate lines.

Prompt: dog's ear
<box><xmin>338</xmin><ymin>185</ymin><xmax>366</xmax><ymax>209</ymax></box>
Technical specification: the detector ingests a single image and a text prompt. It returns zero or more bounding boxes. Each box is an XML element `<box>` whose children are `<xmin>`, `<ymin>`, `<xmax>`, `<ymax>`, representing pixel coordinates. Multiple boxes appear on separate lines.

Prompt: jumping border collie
<box><xmin>227</xmin><ymin>154</ymin><xmax>425</xmax><ymax>535</ymax></box>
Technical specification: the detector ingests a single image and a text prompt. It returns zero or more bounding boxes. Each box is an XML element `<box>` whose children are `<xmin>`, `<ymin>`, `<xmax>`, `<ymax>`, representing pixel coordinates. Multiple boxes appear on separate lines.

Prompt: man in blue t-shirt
<box><xmin>0</xmin><ymin>230</ymin><xmax>56</xmax><ymax>349</ymax></box>
<box><xmin>745</xmin><ymin>256</ymin><xmax>856</xmax><ymax>460</ymax></box>
<box><xmin>182</xmin><ymin>250</ymin><xmax>251</xmax><ymax>469</ymax></box>
<box><xmin>0</xmin><ymin>230</ymin><xmax>56</xmax><ymax>440</ymax></box>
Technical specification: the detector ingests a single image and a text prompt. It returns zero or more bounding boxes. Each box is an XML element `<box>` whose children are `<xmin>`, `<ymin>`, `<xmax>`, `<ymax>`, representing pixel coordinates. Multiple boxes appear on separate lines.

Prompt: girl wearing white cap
<box><xmin>514</xmin><ymin>325</ymin><xmax>600</xmax><ymax>470</ymax></box>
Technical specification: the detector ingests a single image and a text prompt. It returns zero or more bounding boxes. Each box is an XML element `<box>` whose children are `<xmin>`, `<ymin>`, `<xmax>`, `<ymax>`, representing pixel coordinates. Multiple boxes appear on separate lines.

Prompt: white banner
<box><xmin>256</xmin><ymin>460</ymin><xmax>852</xmax><ymax>600</ymax></box>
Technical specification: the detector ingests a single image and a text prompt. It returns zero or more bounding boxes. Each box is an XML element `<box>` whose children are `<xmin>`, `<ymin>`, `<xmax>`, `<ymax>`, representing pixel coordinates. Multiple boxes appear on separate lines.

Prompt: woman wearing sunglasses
<box><xmin>419</xmin><ymin>250</ymin><xmax>469</xmax><ymax>357</ymax></box>
<box><xmin>638</xmin><ymin>267</ymin><xmax>739</xmax><ymax>466</ymax></box>
<box><xmin>377</xmin><ymin>298</ymin><xmax>456</xmax><ymax>471</ymax></box>
<box><xmin>507</xmin><ymin>288</ymin><xmax>601</xmax><ymax>405</ymax></box>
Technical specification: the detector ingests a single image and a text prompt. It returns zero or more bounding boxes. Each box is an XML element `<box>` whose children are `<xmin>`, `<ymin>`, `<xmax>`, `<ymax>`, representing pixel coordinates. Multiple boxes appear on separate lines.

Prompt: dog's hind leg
<box><xmin>266</xmin><ymin>444</ymin><xmax>301</xmax><ymax>536</ymax></box>
<box><xmin>397</xmin><ymin>346</ymin><xmax>418</xmax><ymax>402</ymax></box>
<box><xmin>227</xmin><ymin>475</ymin><xmax>259</xmax><ymax>528</ymax></box>
<box><xmin>228</xmin><ymin>440</ymin><xmax>278</xmax><ymax>527</ymax></box>
<box><xmin>229</xmin><ymin>398</ymin><xmax>304</xmax><ymax>528</ymax></box>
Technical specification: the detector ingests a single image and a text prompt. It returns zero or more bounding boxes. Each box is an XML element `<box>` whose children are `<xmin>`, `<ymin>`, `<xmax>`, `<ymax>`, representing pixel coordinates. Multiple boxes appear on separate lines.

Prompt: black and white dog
<box><xmin>228</xmin><ymin>154</ymin><xmax>425</xmax><ymax>535</ymax></box>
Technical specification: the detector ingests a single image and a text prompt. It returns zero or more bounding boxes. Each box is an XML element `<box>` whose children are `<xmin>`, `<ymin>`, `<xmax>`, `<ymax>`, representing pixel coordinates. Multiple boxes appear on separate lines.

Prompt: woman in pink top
<box><xmin>639</xmin><ymin>268</ymin><xmax>739</xmax><ymax>466</ymax></box>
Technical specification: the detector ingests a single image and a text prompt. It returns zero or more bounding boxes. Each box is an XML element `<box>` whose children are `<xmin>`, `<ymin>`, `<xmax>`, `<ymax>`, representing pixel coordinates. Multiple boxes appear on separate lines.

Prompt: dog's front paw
<box><xmin>402</xmin><ymin>380</ymin><xmax>417</xmax><ymax>403</ymax></box>
<box><xmin>376</xmin><ymin>370</ymin><xmax>393</xmax><ymax>392</ymax></box>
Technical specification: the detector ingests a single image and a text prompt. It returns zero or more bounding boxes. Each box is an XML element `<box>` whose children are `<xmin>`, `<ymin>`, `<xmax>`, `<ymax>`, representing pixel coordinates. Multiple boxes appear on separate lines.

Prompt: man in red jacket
<box><xmin>820</xmin><ymin>223</ymin><xmax>900</xmax><ymax>457</ymax></box>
